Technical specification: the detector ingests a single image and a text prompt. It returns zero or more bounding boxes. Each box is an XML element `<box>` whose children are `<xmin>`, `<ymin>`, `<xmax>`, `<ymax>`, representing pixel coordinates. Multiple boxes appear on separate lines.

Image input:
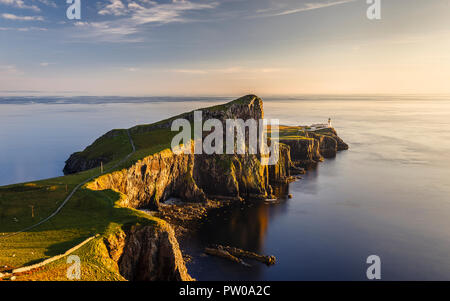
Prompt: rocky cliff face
<box><xmin>280</xmin><ymin>128</ymin><xmax>349</xmax><ymax>167</ymax></box>
<box><xmin>87</xmin><ymin>146</ymin><xmax>206</xmax><ymax>211</ymax></box>
<box><xmin>194</xmin><ymin>153</ymin><xmax>271</xmax><ymax>201</ymax></box>
<box><xmin>281</xmin><ymin>138</ymin><xmax>323</xmax><ymax>166</ymax></box>
<box><xmin>63</xmin><ymin>152</ymin><xmax>106</xmax><ymax>175</ymax></box>
<box><xmin>268</xmin><ymin>143</ymin><xmax>304</xmax><ymax>184</ymax></box>
<box><xmin>306</xmin><ymin>128</ymin><xmax>349</xmax><ymax>158</ymax></box>
<box><xmin>104</xmin><ymin>223</ymin><xmax>193</xmax><ymax>281</ymax></box>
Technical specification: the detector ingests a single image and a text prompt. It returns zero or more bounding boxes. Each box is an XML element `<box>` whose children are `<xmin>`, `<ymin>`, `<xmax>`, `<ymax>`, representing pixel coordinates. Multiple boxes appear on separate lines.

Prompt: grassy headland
<box><xmin>0</xmin><ymin>95</ymin><xmax>321</xmax><ymax>280</ymax></box>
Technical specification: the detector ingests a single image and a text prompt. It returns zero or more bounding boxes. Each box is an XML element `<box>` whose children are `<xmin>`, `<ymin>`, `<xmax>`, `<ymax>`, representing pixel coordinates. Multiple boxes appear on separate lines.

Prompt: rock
<box><xmin>104</xmin><ymin>223</ymin><xmax>194</xmax><ymax>281</ymax></box>
<box><xmin>63</xmin><ymin>152</ymin><xmax>107</xmax><ymax>175</ymax></box>
<box><xmin>281</xmin><ymin>138</ymin><xmax>323</xmax><ymax>167</ymax></box>
<box><xmin>288</xmin><ymin>194</ymin><xmax>293</xmax><ymax>199</ymax></box>
<box><xmin>268</xmin><ymin>143</ymin><xmax>293</xmax><ymax>184</ymax></box>
<box><xmin>205</xmin><ymin>245</ymin><xmax>276</xmax><ymax>266</ymax></box>
<box><xmin>63</xmin><ymin>129</ymin><xmax>125</xmax><ymax>175</ymax></box>
<box><xmin>87</xmin><ymin>146</ymin><xmax>206</xmax><ymax>211</ymax></box>
<box><xmin>204</xmin><ymin>247</ymin><xmax>241</xmax><ymax>264</ymax></box>
<box><xmin>194</xmin><ymin>153</ymin><xmax>272</xmax><ymax>201</ymax></box>
<box><xmin>306</xmin><ymin>127</ymin><xmax>349</xmax><ymax>158</ymax></box>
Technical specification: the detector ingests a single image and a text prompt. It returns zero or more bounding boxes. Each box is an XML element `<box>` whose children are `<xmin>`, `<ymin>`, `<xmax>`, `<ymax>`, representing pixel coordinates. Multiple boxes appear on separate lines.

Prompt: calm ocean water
<box><xmin>1</xmin><ymin>95</ymin><xmax>450</xmax><ymax>280</ymax></box>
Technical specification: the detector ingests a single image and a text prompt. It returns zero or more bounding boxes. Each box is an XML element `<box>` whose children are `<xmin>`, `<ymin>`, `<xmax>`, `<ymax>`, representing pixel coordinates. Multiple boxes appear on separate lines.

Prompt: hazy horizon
<box><xmin>1</xmin><ymin>93</ymin><xmax>450</xmax><ymax>100</ymax></box>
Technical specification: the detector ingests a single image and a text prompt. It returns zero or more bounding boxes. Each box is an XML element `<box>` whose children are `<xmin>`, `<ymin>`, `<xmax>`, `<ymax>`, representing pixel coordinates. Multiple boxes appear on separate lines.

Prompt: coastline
<box><xmin>0</xmin><ymin>95</ymin><xmax>348</xmax><ymax>281</ymax></box>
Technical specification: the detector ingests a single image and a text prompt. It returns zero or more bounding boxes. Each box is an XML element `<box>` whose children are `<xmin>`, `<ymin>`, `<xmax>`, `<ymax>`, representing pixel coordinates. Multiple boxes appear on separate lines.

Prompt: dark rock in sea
<box><xmin>205</xmin><ymin>244</ymin><xmax>276</xmax><ymax>266</ymax></box>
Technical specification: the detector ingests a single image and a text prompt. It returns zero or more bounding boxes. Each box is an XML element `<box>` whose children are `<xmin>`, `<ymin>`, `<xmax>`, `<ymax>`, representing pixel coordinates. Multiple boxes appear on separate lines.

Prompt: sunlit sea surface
<box><xmin>1</xmin><ymin>95</ymin><xmax>450</xmax><ymax>280</ymax></box>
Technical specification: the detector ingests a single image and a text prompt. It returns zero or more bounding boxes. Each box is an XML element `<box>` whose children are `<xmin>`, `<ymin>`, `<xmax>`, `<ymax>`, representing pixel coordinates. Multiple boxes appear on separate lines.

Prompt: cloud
<box><xmin>68</xmin><ymin>0</ymin><xmax>353</xmax><ymax>44</ymax></box>
<box><xmin>172</xmin><ymin>69</ymin><xmax>208</xmax><ymax>74</ymax></box>
<box><xmin>36</xmin><ymin>0</ymin><xmax>57</xmax><ymax>8</ymax></box>
<box><xmin>129</xmin><ymin>0</ymin><xmax>218</xmax><ymax>25</ymax></box>
<box><xmin>73</xmin><ymin>20</ymin><xmax>141</xmax><ymax>42</ymax></box>
<box><xmin>1</xmin><ymin>13</ymin><xmax>44</xmax><ymax>21</ymax></box>
<box><xmin>0</xmin><ymin>65</ymin><xmax>21</xmax><ymax>75</ymax></box>
<box><xmin>254</xmin><ymin>0</ymin><xmax>355</xmax><ymax>18</ymax></box>
<box><xmin>0</xmin><ymin>26</ymin><xmax>47</xmax><ymax>31</ymax></box>
<box><xmin>170</xmin><ymin>66</ymin><xmax>290</xmax><ymax>75</ymax></box>
<box><xmin>71</xmin><ymin>0</ymin><xmax>218</xmax><ymax>42</ymax></box>
<box><xmin>0</xmin><ymin>0</ymin><xmax>40</xmax><ymax>11</ymax></box>
<box><xmin>97</xmin><ymin>0</ymin><xmax>218</xmax><ymax>23</ymax></box>
<box><xmin>99</xmin><ymin>0</ymin><xmax>127</xmax><ymax>16</ymax></box>
<box><xmin>40</xmin><ymin>62</ymin><xmax>54</xmax><ymax>67</ymax></box>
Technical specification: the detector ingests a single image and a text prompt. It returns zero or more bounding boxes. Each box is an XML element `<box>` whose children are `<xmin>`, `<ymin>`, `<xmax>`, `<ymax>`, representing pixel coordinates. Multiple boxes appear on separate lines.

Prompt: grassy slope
<box><xmin>0</xmin><ymin>128</ymin><xmax>174</xmax><ymax>278</ymax></box>
<box><xmin>0</xmin><ymin>95</ymin><xmax>312</xmax><ymax>280</ymax></box>
<box><xmin>76</xmin><ymin>129</ymin><xmax>132</xmax><ymax>162</ymax></box>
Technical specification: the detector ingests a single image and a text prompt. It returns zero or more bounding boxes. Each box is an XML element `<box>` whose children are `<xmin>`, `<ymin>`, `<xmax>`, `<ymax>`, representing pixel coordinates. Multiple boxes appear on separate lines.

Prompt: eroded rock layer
<box><xmin>104</xmin><ymin>223</ymin><xmax>193</xmax><ymax>281</ymax></box>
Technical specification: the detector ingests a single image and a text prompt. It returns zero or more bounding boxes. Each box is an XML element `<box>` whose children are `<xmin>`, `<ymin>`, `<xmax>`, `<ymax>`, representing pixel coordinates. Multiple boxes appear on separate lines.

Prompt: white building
<box><xmin>307</xmin><ymin>118</ymin><xmax>332</xmax><ymax>131</ymax></box>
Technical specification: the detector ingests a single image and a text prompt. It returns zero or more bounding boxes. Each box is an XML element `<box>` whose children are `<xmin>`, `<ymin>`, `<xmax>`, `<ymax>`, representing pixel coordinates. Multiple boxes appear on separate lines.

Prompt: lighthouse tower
<box><xmin>328</xmin><ymin>118</ymin><xmax>332</xmax><ymax>128</ymax></box>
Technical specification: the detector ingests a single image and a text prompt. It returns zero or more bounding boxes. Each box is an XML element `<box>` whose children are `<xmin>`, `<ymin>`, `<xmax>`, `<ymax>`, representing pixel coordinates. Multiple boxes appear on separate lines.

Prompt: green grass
<box><xmin>207</xmin><ymin>94</ymin><xmax>256</xmax><ymax>112</ymax></box>
<box><xmin>275</xmin><ymin>125</ymin><xmax>312</xmax><ymax>141</ymax></box>
<box><xmin>0</xmin><ymin>178</ymin><xmax>160</xmax><ymax>270</ymax></box>
<box><xmin>73</xmin><ymin>129</ymin><xmax>132</xmax><ymax>162</ymax></box>
<box><xmin>13</xmin><ymin>237</ymin><xmax>126</xmax><ymax>281</ymax></box>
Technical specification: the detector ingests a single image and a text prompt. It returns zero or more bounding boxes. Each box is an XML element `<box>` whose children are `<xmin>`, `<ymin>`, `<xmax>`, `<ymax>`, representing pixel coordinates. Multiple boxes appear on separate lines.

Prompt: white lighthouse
<box><xmin>328</xmin><ymin>118</ymin><xmax>332</xmax><ymax>128</ymax></box>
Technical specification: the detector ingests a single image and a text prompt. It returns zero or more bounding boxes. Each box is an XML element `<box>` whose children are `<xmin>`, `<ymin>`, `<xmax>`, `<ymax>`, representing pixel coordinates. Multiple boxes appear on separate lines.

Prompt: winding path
<box><xmin>1</xmin><ymin>129</ymin><xmax>136</xmax><ymax>239</ymax></box>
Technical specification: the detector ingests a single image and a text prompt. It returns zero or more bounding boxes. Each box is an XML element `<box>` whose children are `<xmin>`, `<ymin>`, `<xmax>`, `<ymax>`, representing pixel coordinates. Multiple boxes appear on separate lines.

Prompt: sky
<box><xmin>0</xmin><ymin>0</ymin><xmax>450</xmax><ymax>96</ymax></box>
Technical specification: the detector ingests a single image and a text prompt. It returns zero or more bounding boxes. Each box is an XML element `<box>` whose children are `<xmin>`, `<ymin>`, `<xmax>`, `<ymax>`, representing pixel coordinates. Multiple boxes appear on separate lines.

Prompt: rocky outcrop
<box><xmin>83</xmin><ymin>95</ymin><xmax>348</xmax><ymax>210</ymax></box>
<box><xmin>205</xmin><ymin>245</ymin><xmax>276</xmax><ymax>266</ymax></box>
<box><xmin>193</xmin><ymin>153</ymin><xmax>271</xmax><ymax>201</ymax></box>
<box><xmin>104</xmin><ymin>223</ymin><xmax>193</xmax><ymax>281</ymax></box>
<box><xmin>268</xmin><ymin>143</ymin><xmax>304</xmax><ymax>184</ymax></box>
<box><xmin>281</xmin><ymin>138</ymin><xmax>323</xmax><ymax>166</ymax></box>
<box><xmin>63</xmin><ymin>152</ymin><xmax>106</xmax><ymax>175</ymax></box>
<box><xmin>306</xmin><ymin>128</ymin><xmax>349</xmax><ymax>158</ymax></box>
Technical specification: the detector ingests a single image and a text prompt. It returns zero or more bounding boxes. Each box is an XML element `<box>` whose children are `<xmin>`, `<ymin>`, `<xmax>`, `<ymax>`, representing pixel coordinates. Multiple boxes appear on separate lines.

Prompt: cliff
<box><xmin>104</xmin><ymin>223</ymin><xmax>193</xmax><ymax>281</ymax></box>
<box><xmin>279</xmin><ymin>126</ymin><xmax>349</xmax><ymax>166</ymax></box>
<box><xmin>78</xmin><ymin>95</ymin><xmax>348</xmax><ymax>211</ymax></box>
<box><xmin>87</xmin><ymin>146</ymin><xmax>205</xmax><ymax>211</ymax></box>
